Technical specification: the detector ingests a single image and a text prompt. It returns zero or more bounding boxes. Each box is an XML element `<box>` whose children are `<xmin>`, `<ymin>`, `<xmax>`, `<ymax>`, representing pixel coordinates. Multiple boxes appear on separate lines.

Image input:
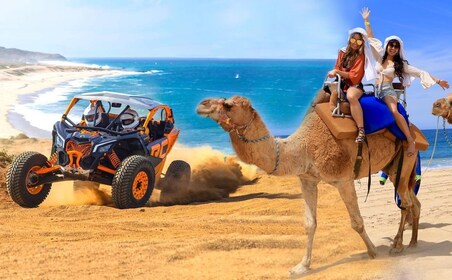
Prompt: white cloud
<box><xmin>0</xmin><ymin>0</ymin><xmax>347</xmax><ymax>58</ymax></box>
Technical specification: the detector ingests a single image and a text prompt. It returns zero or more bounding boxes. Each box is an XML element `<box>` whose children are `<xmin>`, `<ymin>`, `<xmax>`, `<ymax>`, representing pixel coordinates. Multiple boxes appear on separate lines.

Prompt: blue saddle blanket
<box><xmin>359</xmin><ymin>94</ymin><xmax>408</xmax><ymax>140</ymax></box>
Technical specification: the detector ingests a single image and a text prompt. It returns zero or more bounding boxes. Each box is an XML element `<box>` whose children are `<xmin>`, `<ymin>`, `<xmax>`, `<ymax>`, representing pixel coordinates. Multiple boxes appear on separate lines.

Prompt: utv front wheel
<box><xmin>111</xmin><ymin>155</ymin><xmax>155</xmax><ymax>209</ymax></box>
<box><xmin>6</xmin><ymin>151</ymin><xmax>52</xmax><ymax>208</ymax></box>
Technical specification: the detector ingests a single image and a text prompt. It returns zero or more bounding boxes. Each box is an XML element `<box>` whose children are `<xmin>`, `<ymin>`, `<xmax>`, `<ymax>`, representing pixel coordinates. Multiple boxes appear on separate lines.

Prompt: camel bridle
<box><xmin>435</xmin><ymin>97</ymin><xmax>452</xmax><ymax>147</ymax></box>
<box><xmin>217</xmin><ymin>101</ymin><xmax>280</xmax><ymax>174</ymax></box>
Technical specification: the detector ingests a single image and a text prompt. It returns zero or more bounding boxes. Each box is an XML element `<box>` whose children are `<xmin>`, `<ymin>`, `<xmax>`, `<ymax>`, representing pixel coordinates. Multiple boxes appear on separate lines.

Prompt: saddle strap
<box><xmin>353</xmin><ymin>143</ymin><xmax>363</xmax><ymax>178</ymax></box>
<box><xmin>394</xmin><ymin>142</ymin><xmax>406</xmax><ymax>210</ymax></box>
<box><xmin>354</xmin><ymin>140</ymin><xmax>372</xmax><ymax>202</ymax></box>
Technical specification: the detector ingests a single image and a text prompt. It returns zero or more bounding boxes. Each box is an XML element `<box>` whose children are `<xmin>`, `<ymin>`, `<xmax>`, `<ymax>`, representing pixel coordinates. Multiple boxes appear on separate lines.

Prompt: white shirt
<box><xmin>368</xmin><ymin>37</ymin><xmax>436</xmax><ymax>89</ymax></box>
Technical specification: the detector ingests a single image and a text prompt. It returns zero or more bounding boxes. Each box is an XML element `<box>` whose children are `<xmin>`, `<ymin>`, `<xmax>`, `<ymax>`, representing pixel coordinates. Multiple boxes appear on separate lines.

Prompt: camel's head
<box><xmin>196</xmin><ymin>96</ymin><xmax>255</xmax><ymax>132</ymax></box>
<box><xmin>432</xmin><ymin>93</ymin><xmax>452</xmax><ymax>123</ymax></box>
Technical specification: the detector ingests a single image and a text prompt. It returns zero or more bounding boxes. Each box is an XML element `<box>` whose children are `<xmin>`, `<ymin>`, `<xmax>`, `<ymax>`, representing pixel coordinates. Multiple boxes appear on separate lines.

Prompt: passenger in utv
<box><xmin>119</xmin><ymin>108</ymin><xmax>140</xmax><ymax>131</ymax></box>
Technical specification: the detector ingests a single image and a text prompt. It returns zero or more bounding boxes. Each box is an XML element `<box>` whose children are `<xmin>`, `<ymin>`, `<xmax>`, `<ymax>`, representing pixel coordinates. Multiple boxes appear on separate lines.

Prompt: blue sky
<box><xmin>0</xmin><ymin>0</ymin><xmax>450</xmax><ymax>128</ymax></box>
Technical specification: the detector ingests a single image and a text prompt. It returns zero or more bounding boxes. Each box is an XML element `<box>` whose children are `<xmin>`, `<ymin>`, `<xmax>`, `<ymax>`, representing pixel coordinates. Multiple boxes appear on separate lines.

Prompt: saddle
<box><xmin>314</xmin><ymin>95</ymin><xmax>429</xmax><ymax>151</ymax></box>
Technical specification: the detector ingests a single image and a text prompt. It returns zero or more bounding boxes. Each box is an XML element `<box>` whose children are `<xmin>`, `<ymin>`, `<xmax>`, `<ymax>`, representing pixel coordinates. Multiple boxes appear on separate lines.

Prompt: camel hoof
<box><xmin>367</xmin><ymin>249</ymin><xmax>377</xmax><ymax>259</ymax></box>
<box><xmin>289</xmin><ymin>263</ymin><xmax>310</xmax><ymax>278</ymax></box>
<box><xmin>408</xmin><ymin>241</ymin><xmax>417</xmax><ymax>248</ymax></box>
<box><xmin>389</xmin><ymin>245</ymin><xmax>404</xmax><ymax>255</ymax></box>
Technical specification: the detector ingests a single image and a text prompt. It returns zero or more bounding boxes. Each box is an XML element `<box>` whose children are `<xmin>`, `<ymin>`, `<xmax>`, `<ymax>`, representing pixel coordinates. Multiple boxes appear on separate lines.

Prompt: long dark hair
<box><xmin>382</xmin><ymin>39</ymin><xmax>409</xmax><ymax>84</ymax></box>
<box><xmin>341</xmin><ymin>32</ymin><xmax>365</xmax><ymax>69</ymax></box>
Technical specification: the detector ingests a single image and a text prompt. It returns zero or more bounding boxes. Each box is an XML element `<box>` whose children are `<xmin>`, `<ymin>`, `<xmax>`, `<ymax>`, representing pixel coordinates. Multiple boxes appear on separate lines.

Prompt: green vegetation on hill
<box><xmin>0</xmin><ymin>46</ymin><xmax>66</xmax><ymax>65</ymax></box>
<box><xmin>0</xmin><ymin>150</ymin><xmax>14</xmax><ymax>168</ymax></box>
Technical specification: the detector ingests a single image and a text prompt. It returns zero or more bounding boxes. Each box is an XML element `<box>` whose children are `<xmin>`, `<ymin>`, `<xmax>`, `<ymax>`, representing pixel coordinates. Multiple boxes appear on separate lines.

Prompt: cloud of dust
<box><xmin>42</xmin><ymin>181</ymin><xmax>111</xmax><ymax>207</ymax></box>
<box><xmin>164</xmin><ymin>144</ymin><xmax>257</xmax><ymax>181</ymax></box>
<box><xmin>152</xmin><ymin>144</ymin><xmax>258</xmax><ymax>206</ymax></box>
<box><xmin>42</xmin><ymin>144</ymin><xmax>258</xmax><ymax>207</ymax></box>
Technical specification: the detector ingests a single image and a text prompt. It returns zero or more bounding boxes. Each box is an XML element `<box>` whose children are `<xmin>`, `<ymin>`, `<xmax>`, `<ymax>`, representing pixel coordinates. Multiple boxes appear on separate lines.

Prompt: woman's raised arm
<box><xmin>361</xmin><ymin>7</ymin><xmax>374</xmax><ymax>38</ymax></box>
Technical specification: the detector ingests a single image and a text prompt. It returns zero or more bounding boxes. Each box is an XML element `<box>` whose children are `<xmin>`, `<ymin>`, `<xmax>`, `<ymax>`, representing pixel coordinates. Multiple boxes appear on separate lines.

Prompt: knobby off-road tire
<box><xmin>159</xmin><ymin>160</ymin><xmax>191</xmax><ymax>194</ymax></box>
<box><xmin>6</xmin><ymin>151</ymin><xmax>52</xmax><ymax>208</ymax></box>
<box><xmin>111</xmin><ymin>155</ymin><xmax>155</xmax><ymax>209</ymax></box>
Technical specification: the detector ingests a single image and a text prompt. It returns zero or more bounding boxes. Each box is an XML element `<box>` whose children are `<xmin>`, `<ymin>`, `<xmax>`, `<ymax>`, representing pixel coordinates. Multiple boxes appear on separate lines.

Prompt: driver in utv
<box><xmin>83</xmin><ymin>105</ymin><xmax>109</xmax><ymax>128</ymax></box>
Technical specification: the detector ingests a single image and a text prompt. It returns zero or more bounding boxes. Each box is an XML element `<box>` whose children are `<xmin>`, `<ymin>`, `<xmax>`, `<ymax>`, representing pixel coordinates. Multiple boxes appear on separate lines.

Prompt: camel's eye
<box><xmin>223</xmin><ymin>103</ymin><xmax>233</xmax><ymax>110</ymax></box>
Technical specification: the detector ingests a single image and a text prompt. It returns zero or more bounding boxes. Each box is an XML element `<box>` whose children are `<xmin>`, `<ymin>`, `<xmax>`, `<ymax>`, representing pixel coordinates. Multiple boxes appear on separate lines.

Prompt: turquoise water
<box><xmin>15</xmin><ymin>58</ymin><xmax>452</xmax><ymax>169</ymax></box>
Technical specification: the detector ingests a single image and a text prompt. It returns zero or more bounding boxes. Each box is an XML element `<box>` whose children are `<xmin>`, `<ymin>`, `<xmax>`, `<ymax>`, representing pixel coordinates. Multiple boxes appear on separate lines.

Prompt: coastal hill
<box><xmin>0</xmin><ymin>46</ymin><xmax>66</xmax><ymax>64</ymax></box>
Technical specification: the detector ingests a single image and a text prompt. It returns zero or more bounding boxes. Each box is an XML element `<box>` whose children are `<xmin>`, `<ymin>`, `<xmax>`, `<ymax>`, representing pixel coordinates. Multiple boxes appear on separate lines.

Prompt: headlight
<box><xmin>94</xmin><ymin>144</ymin><xmax>112</xmax><ymax>153</ymax></box>
<box><xmin>56</xmin><ymin>135</ymin><xmax>65</xmax><ymax>148</ymax></box>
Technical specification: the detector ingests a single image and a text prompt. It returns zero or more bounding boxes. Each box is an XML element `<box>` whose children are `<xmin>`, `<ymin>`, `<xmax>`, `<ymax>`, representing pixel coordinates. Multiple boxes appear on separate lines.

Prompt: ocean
<box><xmin>11</xmin><ymin>58</ymin><xmax>452</xmax><ymax>169</ymax></box>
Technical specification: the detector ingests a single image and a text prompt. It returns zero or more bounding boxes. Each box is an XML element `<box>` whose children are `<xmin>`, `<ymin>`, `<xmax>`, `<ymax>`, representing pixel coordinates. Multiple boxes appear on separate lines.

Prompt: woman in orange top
<box><xmin>328</xmin><ymin>28</ymin><xmax>376</xmax><ymax>143</ymax></box>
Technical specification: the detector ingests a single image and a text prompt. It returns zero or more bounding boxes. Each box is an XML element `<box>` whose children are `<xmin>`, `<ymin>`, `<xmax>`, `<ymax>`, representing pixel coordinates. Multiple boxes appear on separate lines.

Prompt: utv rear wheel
<box><xmin>6</xmin><ymin>151</ymin><xmax>52</xmax><ymax>208</ymax></box>
<box><xmin>111</xmin><ymin>155</ymin><xmax>155</xmax><ymax>209</ymax></box>
<box><xmin>159</xmin><ymin>160</ymin><xmax>191</xmax><ymax>194</ymax></box>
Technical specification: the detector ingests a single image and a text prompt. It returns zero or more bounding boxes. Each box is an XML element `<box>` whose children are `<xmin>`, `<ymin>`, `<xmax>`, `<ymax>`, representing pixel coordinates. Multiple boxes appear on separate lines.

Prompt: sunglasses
<box><xmin>349</xmin><ymin>38</ymin><xmax>363</xmax><ymax>46</ymax></box>
<box><xmin>388</xmin><ymin>43</ymin><xmax>400</xmax><ymax>49</ymax></box>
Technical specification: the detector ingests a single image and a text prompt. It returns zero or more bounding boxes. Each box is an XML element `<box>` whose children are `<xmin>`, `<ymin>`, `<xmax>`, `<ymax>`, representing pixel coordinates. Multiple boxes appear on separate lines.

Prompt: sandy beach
<box><xmin>0</xmin><ymin>67</ymin><xmax>451</xmax><ymax>279</ymax></box>
<box><xmin>0</xmin><ymin>64</ymin><xmax>130</xmax><ymax>138</ymax></box>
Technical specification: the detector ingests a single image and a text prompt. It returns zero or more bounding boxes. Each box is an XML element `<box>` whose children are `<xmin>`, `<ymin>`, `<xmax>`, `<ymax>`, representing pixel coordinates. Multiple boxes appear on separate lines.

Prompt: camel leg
<box><xmin>289</xmin><ymin>179</ymin><xmax>318</xmax><ymax>277</ymax></box>
<box><xmin>336</xmin><ymin>181</ymin><xmax>376</xmax><ymax>258</ymax></box>
<box><xmin>408</xmin><ymin>192</ymin><xmax>421</xmax><ymax>248</ymax></box>
<box><xmin>390</xmin><ymin>207</ymin><xmax>408</xmax><ymax>254</ymax></box>
<box><xmin>390</xmin><ymin>188</ymin><xmax>414</xmax><ymax>254</ymax></box>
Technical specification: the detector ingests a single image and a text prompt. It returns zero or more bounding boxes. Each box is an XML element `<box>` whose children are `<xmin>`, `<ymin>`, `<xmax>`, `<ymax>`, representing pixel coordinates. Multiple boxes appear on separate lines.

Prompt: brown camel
<box><xmin>432</xmin><ymin>93</ymin><xmax>452</xmax><ymax>123</ymax></box>
<box><xmin>196</xmin><ymin>93</ymin><xmax>420</xmax><ymax>277</ymax></box>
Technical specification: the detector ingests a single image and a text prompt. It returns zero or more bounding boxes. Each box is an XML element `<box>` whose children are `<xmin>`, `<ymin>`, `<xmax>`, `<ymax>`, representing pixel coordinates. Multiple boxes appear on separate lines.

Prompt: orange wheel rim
<box><xmin>132</xmin><ymin>171</ymin><xmax>149</xmax><ymax>200</ymax></box>
<box><xmin>26</xmin><ymin>166</ymin><xmax>43</xmax><ymax>195</ymax></box>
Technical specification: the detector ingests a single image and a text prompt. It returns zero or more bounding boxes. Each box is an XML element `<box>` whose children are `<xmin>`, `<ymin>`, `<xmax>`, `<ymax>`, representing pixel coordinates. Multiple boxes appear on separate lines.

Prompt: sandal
<box><xmin>356</xmin><ymin>127</ymin><xmax>366</xmax><ymax>143</ymax></box>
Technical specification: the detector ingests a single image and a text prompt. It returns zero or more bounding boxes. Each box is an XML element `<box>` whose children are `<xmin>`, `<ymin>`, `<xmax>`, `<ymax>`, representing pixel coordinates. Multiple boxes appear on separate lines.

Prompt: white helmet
<box><xmin>120</xmin><ymin>109</ymin><xmax>139</xmax><ymax>130</ymax></box>
<box><xmin>83</xmin><ymin>106</ymin><xmax>102</xmax><ymax>127</ymax></box>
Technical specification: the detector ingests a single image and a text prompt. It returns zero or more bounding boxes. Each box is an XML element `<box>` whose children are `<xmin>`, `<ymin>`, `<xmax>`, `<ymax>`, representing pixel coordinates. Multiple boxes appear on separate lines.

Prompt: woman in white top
<box><xmin>361</xmin><ymin>7</ymin><xmax>449</xmax><ymax>157</ymax></box>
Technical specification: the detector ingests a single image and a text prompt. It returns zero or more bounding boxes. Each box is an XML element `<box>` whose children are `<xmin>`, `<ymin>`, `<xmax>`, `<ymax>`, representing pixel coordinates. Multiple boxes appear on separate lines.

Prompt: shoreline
<box><xmin>0</xmin><ymin>64</ymin><xmax>133</xmax><ymax>139</ymax></box>
<box><xmin>1</xmin><ymin>63</ymin><xmax>452</xmax><ymax>170</ymax></box>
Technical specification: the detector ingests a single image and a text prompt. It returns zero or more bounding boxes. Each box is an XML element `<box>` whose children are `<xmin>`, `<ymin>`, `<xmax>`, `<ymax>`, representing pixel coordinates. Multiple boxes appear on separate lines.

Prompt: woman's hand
<box><xmin>438</xmin><ymin>79</ymin><xmax>450</xmax><ymax>90</ymax></box>
<box><xmin>361</xmin><ymin>7</ymin><xmax>370</xmax><ymax>21</ymax></box>
<box><xmin>328</xmin><ymin>70</ymin><xmax>337</xmax><ymax>78</ymax></box>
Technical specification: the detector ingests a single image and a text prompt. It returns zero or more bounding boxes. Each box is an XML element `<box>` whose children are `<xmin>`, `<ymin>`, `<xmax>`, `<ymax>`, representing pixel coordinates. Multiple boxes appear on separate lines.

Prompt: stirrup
<box><xmin>356</xmin><ymin>128</ymin><xmax>366</xmax><ymax>143</ymax></box>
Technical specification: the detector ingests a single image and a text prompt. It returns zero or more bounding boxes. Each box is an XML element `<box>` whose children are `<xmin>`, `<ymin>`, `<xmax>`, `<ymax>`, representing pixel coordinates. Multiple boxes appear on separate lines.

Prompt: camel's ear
<box><xmin>242</xmin><ymin>97</ymin><xmax>251</xmax><ymax>108</ymax></box>
<box><xmin>232</xmin><ymin>96</ymin><xmax>250</xmax><ymax>108</ymax></box>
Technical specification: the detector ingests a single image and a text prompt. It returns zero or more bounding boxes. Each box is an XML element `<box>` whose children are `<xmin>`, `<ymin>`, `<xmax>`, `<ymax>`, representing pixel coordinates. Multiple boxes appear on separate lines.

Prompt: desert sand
<box><xmin>0</xmin><ymin>66</ymin><xmax>451</xmax><ymax>279</ymax></box>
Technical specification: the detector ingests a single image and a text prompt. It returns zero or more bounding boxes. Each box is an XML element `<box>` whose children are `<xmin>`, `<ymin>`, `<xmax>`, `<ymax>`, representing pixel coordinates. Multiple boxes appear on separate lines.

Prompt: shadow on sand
<box><xmin>291</xmin><ymin>239</ymin><xmax>452</xmax><ymax>279</ymax></box>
